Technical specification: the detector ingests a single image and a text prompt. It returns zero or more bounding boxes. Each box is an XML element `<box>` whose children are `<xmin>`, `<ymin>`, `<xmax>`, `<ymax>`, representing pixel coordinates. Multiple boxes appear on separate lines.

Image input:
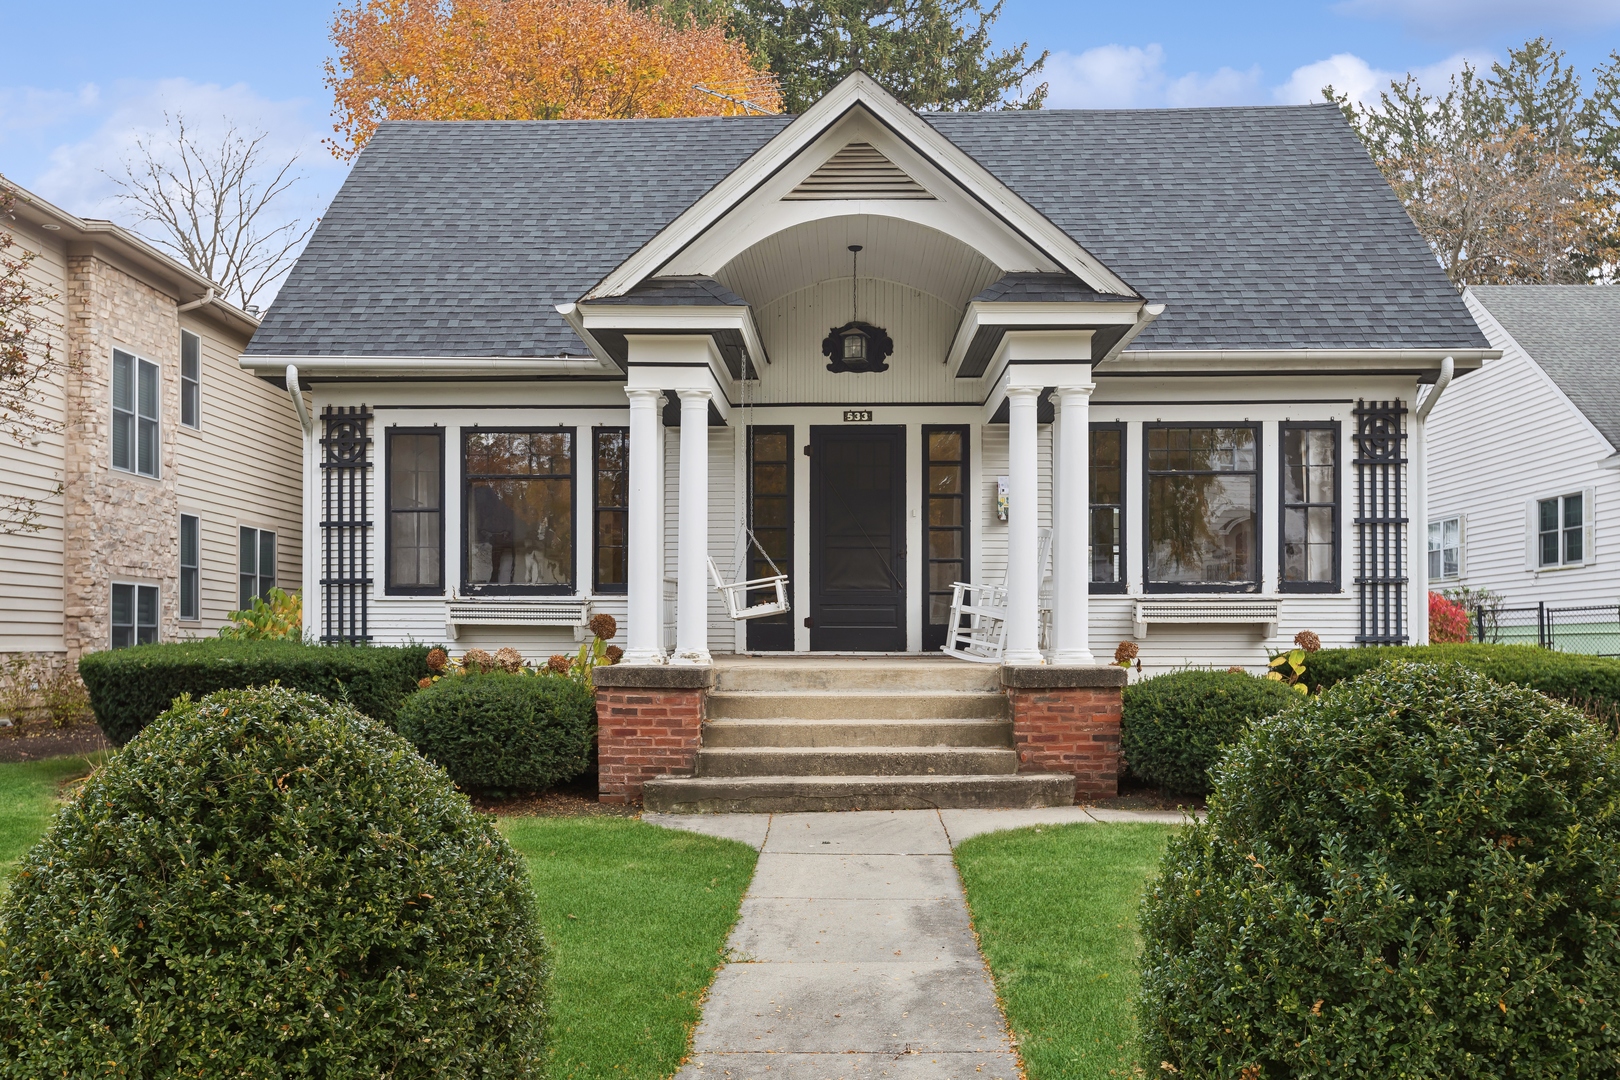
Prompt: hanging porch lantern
<box><xmin>824</xmin><ymin>245</ymin><xmax>893</xmax><ymax>373</ymax></box>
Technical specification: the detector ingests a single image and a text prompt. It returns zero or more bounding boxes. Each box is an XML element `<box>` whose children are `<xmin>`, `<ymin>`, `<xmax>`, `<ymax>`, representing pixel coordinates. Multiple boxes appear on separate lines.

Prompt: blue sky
<box><xmin>5</xmin><ymin>0</ymin><xmax>1620</xmax><ymax>299</ymax></box>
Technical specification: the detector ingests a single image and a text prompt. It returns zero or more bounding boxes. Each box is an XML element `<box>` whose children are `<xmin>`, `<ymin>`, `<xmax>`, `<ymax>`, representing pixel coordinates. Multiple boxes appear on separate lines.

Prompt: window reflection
<box><xmin>464</xmin><ymin>430</ymin><xmax>574</xmax><ymax>591</ymax></box>
<box><xmin>1146</xmin><ymin>427</ymin><xmax>1257</xmax><ymax>587</ymax></box>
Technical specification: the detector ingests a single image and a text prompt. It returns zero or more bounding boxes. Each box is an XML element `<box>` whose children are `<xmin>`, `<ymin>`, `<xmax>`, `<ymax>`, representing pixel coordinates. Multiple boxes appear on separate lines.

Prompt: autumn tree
<box><xmin>1331</xmin><ymin>39</ymin><xmax>1620</xmax><ymax>285</ymax></box>
<box><xmin>325</xmin><ymin>0</ymin><xmax>782</xmax><ymax>157</ymax></box>
<box><xmin>0</xmin><ymin>187</ymin><xmax>66</xmax><ymax>534</ymax></box>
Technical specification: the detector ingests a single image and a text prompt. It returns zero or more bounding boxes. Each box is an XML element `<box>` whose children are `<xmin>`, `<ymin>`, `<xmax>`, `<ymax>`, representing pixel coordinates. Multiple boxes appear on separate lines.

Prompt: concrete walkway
<box><xmin>652</xmin><ymin>807</ymin><xmax>1194</xmax><ymax>1080</ymax></box>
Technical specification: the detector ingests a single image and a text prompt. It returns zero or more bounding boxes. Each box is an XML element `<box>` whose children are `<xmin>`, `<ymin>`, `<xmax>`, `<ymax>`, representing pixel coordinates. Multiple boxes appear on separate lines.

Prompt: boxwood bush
<box><xmin>1139</xmin><ymin>661</ymin><xmax>1620</xmax><ymax>1078</ymax></box>
<box><xmin>79</xmin><ymin>638</ymin><xmax>432</xmax><ymax>745</ymax></box>
<box><xmin>1120</xmin><ymin>670</ymin><xmax>1301</xmax><ymax>795</ymax></box>
<box><xmin>396</xmin><ymin>672</ymin><xmax>596</xmax><ymax>794</ymax></box>
<box><xmin>0</xmin><ymin>685</ymin><xmax>548</xmax><ymax>1078</ymax></box>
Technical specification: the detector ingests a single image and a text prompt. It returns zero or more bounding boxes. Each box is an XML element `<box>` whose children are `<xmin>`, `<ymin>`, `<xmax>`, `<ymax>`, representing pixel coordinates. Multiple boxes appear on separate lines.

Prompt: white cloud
<box><xmin>1167</xmin><ymin>65</ymin><xmax>1264</xmax><ymax>108</ymax></box>
<box><xmin>0</xmin><ymin>85</ymin><xmax>101</xmax><ymax>135</ymax></box>
<box><xmin>1336</xmin><ymin>0</ymin><xmax>1620</xmax><ymax>34</ymax></box>
<box><xmin>1045</xmin><ymin>44</ymin><xmax>1264</xmax><ymax>109</ymax></box>
<box><xmin>1273</xmin><ymin>51</ymin><xmax>1477</xmax><ymax>106</ymax></box>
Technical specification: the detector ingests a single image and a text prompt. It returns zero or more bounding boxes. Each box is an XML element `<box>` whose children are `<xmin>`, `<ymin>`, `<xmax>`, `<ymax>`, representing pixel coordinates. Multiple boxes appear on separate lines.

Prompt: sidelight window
<box><xmin>747</xmin><ymin>427</ymin><xmax>794</xmax><ymax>651</ymax></box>
<box><xmin>1145</xmin><ymin>425</ymin><xmax>1259</xmax><ymax>591</ymax></box>
<box><xmin>593</xmin><ymin>428</ymin><xmax>629</xmax><ymax>592</ymax></box>
<box><xmin>387</xmin><ymin>429</ymin><xmax>444</xmax><ymax>593</ymax></box>
<box><xmin>923</xmin><ymin>427</ymin><xmax>969</xmax><ymax>649</ymax></box>
<box><xmin>1090</xmin><ymin>425</ymin><xmax>1124</xmax><ymax>589</ymax></box>
<box><xmin>463</xmin><ymin>429</ymin><xmax>575</xmax><ymax>593</ymax></box>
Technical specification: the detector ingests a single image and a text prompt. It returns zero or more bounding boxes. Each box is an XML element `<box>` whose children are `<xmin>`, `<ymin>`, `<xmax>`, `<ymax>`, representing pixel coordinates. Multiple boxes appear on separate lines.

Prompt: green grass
<box><xmin>0</xmin><ymin>755</ymin><xmax>103</xmax><ymax>883</ymax></box>
<box><xmin>498</xmin><ymin>816</ymin><xmax>756</xmax><ymax>1080</ymax></box>
<box><xmin>955</xmin><ymin>823</ymin><xmax>1175</xmax><ymax>1080</ymax></box>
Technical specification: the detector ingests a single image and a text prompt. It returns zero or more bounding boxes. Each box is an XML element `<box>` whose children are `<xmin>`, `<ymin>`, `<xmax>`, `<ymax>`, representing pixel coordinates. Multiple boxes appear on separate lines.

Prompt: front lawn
<box><xmin>0</xmin><ymin>755</ymin><xmax>102</xmax><ymax>883</ymax></box>
<box><xmin>955</xmin><ymin>823</ymin><xmax>1174</xmax><ymax>1080</ymax></box>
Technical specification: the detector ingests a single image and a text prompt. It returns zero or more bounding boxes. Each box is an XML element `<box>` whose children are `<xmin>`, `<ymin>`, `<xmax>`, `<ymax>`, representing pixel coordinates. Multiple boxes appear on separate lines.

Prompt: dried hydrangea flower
<box><xmin>494</xmin><ymin>646</ymin><xmax>525</xmax><ymax>673</ymax></box>
<box><xmin>426</xmin><ymin>647</ymin><xmax>448</xmax><ymax>672</ymax></box>
<box><xmin>588</xmin><ymin>613</ymin><xmax>618</xmax><ymax>641</ymax></box>
<box><xmin>547</xmin><ymin>654</ymin><xmax>571</xmax><ymax>674</ymax></box>
<box><xmin>1294</xmin><ymin>630</ymin><xmax>1321</xmax><ymax>653</ymax></box>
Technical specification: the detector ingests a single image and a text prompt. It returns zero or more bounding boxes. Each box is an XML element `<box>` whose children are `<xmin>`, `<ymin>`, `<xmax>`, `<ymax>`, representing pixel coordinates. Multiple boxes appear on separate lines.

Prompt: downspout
<box><xmin>177</xmin><ymin>288</ymin><xmax>215</xmax><ymax>313</ymax></box>
<box><xmin>286</xmin><ymin>365</ymin><xmax>319</xmax><ymax>642</ymax></box>
<box><xmin>1410</xmin><ymin>356</ymin><xmax>1455</xmax><ymax>645</ymax></box>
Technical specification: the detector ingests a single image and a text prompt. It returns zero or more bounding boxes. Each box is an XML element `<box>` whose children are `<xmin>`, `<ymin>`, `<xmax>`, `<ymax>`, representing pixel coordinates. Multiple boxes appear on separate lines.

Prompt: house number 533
<box><xmin>843</xmin><ymin>409</ymin><xmax>873</xmax><ymax>422</ymax></box>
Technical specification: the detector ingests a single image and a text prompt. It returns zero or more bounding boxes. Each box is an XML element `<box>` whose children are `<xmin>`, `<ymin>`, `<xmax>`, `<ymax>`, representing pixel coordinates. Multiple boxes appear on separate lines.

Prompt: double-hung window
<box><xmin>112</xmin><ymin>349</ymin><xmax>160</xmax><ymax>477</ymax></box>
<box><xmin>593</xmin><ymin>428</ymin><xmax>628</xmax><ymax>593</ymax></box>
<box><xmin>239</xmin><ymin>527</ymin><xmax>276</xmax><ymax>609</ymax></box>
<box><xmin>1429</xmin><ymin>516</ymin><xmax>1462</xmax><ymax>580</ymax></box>
<box><xmin>1145</xmin><ymin>425</ymin><xmax>1259</xmax><ymax>591</ymax></box>
<box><xmin>387</xmin><ymin>429</ymin><xmax>445</xmax><ymax>593</ymax></box>
<box><xmin>1537</xmin><ymin>493</ymin><xmax>1588</xmax><ymax>568</ymax></box>
<box><xmin>1090</xmin><ymin>424</ymin><xmax>1125</xmax><ymax>590</ymax></box>
<box><xmin>1280</xmin><ymin>424</ymin><xmax>1339</xmax><ymax>590</ymax></box>
<box><xmin>463</xmin><ymin>429</ymin><xmax>575</xmax><ymax>594</ymax></box>
<box><xmin>180</xmin><ymin>331</ymin><xmax>201</xmax><ymax>429</ymax></box>
<box><xmin>112</xmin><ymin>583</ymin><xmax>159</xmax><ymax>648</ymax></box>
<box><xmin>180</xmin><ymin>514</ymin><xmax>201</xmax><ymax>620</ymax></box>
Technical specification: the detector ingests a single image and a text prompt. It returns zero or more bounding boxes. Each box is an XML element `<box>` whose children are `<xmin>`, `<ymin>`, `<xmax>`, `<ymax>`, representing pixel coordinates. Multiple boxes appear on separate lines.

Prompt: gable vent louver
<box><xmin>783</xmin><ymin>142</ymin><xmax>935</xmax><ymax>201</ymax></box>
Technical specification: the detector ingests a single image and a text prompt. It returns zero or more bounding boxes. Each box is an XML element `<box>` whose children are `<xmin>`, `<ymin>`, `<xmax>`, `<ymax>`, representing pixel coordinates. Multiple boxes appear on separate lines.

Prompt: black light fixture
<box><xmin>823</xmin><ymin>244</ymin><xmax>893</xmax><ymax>374</ymax></box>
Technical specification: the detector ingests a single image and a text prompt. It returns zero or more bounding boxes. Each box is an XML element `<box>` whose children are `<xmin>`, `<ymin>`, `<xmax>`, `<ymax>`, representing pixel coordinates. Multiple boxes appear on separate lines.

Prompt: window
<box><xmin>180</xmin><ymin>331</ymin><xmax>200</xmax><ymax>429</ymax></box>
<box><xmin>180</xmin><ymin>514</ymin><xmax>200</xmax><ymax>620</ymax></box>
<box><xmin>1281</xmin><ymin>424</ymin><xmax>1339</xmax><ymax>590</ymax></box>
<box><xmin>239</xmin><ymin>526</ymin><xmax>276</xmax><ymax>609</ymax></box>
<box><xmin>1090</xmin><ymin>425</ymin><xmax>1124</xmax><ymax>589</ymax></box>
<box><xmin>112</xmin><ymin>349</ymin><xmax>160</xmax><ymax>477</ymax></box>
<box><xmin>593</xmin><ymin>428</ymin><xmax>628</xmax><ymax>593</ymax></box>
<box><xmin>923</xmin><ymin>427</ymin><xmax>968</xmax><ymax>650</ymax></box>
<box><xmin>387</xmin><ymin>429</ymin><xmax>444</xmax><ymax>594</ymax></box>
<box><xmin>1429</xmin><ymin>516</ymin><xmax>1461</xmax><ymax>581</ymax></box>
<box><xmin>1145</xmin><ymin>425</ymin><xmax>1259</xmax><ymax>591</ymax></box>
<box><xmin>1537</xmin><ymin>493</ymin><xmax>1587</xmax><ymax>567</ymax></box>
<box><xmin>111</xmin><ymin>583</ymin><xmax>158</xmax><ymax>648</ymax></box>
<box><xmin>463</xmin><ymin>429</ymin><xmax>575</xmax><ymax>593</ymax></box>
<box><xmin>747</xmin><ymin>427</ymin><xmax>794</xmax><ymax>651</ymax></box>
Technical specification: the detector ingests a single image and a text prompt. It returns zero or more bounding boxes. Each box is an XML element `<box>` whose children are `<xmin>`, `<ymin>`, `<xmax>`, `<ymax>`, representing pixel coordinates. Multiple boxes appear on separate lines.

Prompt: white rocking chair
<box><xmin>941</xmin><ymin>529</ymin><xmax>1053</xmax><ymax>664</ymax></box>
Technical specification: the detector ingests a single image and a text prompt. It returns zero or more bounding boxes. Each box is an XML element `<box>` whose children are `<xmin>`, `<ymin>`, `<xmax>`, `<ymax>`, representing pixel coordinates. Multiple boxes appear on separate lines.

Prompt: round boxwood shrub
<box><xmin>396</xmin><ymin>672</ymin><xmax>595</xmax><ymax>793</ymax></box>
<box><xmin>1121</xmin><ymin>670</ymin><xmax>1301</xmax><ymax>795</ymax></box>
<box><xmin>0</xmin><ymin>685</ymin><xmax>547</xmax><ymax>1078</ymax></box>
<box><xmin>1139</xmin><ymin>661</ymin><xmax>1620</xmax><ymax>1078</ymax></box>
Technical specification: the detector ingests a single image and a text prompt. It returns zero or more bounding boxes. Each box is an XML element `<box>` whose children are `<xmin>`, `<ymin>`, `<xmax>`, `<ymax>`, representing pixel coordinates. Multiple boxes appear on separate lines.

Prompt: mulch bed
<box><xmin>1081</xmin><ymin>777</ymin><xmax>1205</xmax><ymax>813</ymax></box>
<box><xmin>470</xmin><ymin>776</ymin><xmax>640</xmax><ymax>818</ymax></box>
<box><xmin>0</xmin><ymin>721</ymin><xmax>111</xmax><ymax>763</ymax></box>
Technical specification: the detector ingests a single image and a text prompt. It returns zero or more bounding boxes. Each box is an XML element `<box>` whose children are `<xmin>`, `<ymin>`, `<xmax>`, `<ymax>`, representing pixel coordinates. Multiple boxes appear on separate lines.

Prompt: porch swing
<box><xmin>708</xmin><ymin>354</ymin><xmax>792</xmax><ymax>621</ymax></box>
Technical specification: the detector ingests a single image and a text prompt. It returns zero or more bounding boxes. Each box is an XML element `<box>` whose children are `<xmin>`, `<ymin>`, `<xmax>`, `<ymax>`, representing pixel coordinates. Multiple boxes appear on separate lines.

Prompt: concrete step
<box><xmin>642</xmin><ymin>773</ymin><xmax>1075</xmax><ymax>813</ymax></box>
<box><xmin>701</xmin><ymin>718</ymin><xmax>1013</xmax><ymax>749</ymax></box>
<box><xmin>706</xmin><ymin>690</ymin><xmax>1009</xmax><ymax>721</ymax></box>
<box><xmin>714</xmin><ymin>660</ymin><xmax>1000</xmax><ymax>694</ymax></box>
<box><xmin>695</xmin><ymin>746</ymin><xmax>1020</xmax><ymax>778</ymax></box>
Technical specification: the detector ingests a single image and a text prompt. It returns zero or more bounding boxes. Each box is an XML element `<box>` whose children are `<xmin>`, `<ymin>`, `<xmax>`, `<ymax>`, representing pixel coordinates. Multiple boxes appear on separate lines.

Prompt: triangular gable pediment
<box><xmin>583</xmin><ymin>72</ymin><xmax>1138</xmax><ymax>301</ymax></box>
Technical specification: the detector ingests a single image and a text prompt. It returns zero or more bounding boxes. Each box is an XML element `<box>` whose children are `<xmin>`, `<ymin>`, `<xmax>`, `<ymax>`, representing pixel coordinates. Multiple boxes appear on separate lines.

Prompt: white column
<box><xmin>674</xmin><ymin>388</ymin><xmax>712</xmax><ymax>665</ymax></box>
<box><xmin>624</xmin><ymin>388</ymin><xmax>666</xmax><ymax>664</ymax></box>
<box><xmin>1053</xmin><ymin>384</ymin><xmax>1096</xmax><ymax>664</ymax></box>
<box><xmin>1004</xmin><ymin>387</ymin><xmax>1044</xmax><ymax>665</ymax></box>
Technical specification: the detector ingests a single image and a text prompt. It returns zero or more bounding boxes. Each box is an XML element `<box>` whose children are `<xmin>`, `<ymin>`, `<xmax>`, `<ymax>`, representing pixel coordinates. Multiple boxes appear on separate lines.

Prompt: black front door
<box><xmin>810</xmin><ymin>426</ymin><xmax>906</xmax><ymax>651</ymax></box>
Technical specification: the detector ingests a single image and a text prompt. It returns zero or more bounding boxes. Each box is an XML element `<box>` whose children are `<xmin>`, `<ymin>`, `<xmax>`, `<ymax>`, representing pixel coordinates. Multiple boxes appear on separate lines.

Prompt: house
<box><xmin>1427</xmin><ymin>285</ymin><xmax>1620</xmax><ymax>615</ymax></box>
<box><xmin>241</xmin><ymin>74</ymin><xmax>1492</xmax><ymax>807</ymax></box>
<box><xmin>0</xmin><ymin>180</ymin><xmax>305</xmax><ymax>674</ymax></box>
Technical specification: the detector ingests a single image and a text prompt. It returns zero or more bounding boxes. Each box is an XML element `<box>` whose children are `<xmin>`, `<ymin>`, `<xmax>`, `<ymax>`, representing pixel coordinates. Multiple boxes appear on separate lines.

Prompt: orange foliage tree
<box><xmin>326</xmin><ymin>0</ymin><xmax>782</xmax><ymax>158</ymax></box>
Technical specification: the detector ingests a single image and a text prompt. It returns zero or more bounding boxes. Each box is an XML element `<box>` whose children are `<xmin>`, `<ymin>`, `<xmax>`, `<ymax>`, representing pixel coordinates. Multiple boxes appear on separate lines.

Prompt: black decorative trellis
<box><xmin>321</xmin><ymin>405</ymin><xmax>373</xmax><ymax>643</ymax></box>
<box><xmin>1353</xmin><ymin>399</ymin><xmax>1407</xmax><ymax>645</ymax></box>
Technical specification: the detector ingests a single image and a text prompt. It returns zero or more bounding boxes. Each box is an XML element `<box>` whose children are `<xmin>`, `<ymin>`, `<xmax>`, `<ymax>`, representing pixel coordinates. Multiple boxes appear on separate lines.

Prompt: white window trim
<box><xmin>1527</xmin><ymin>489</ymin><xmax>1595</xmax><ymax>571</ymax></box>
<box><xmin>180</xmin><ymin>330</ymin><xmax>202</xmax><ymax>431</ymax></box>
<box><xmin>110</xmin><ymin>580</ymin><xmax>161</xmax><ymax>649</ymax></box>
<box><xmin>1428</xmin><ymin>514</ymin><xmax>1463</xmax><ymax>582</ymax></box>
<box><xmin>179</xmin><ymin>512</ymin><xmax>202</xmax><ymax>622</ymax></box>
<box><xmin>111</xmin><ymin>348</ymin><xmax>161</xmax><ymax>478</ymax></box>
<box><xmin>238</xmin><ymin>524</ymin><xmax>278</xmax><ymax>610</ymax></box>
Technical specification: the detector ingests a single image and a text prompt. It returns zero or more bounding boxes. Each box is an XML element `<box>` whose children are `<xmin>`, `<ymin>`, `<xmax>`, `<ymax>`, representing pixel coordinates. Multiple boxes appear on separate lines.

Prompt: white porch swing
<box><xmin>708</xmin><ymin>355</ymin><xmax>792</xmax><ymax>622</ymax></box>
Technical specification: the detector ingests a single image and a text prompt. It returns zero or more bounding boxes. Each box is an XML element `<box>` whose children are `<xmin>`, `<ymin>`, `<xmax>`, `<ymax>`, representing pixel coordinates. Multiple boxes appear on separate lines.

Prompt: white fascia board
<box><xmin>237</xmin><ymin>354</ymin><xmax>611</xmax><ymax>378</ymax></box>
<box><xmin>584</xmin><ymin>71</ymin><xmax>1137</xmax><ymax>300</ymax></box>
<box><xmin>945</xmin><ymin>300</ymin><xmax>1141</xmax><ymax>375</ymax></box>
<box><xmin>578</xmin><ymin>303</ymin><xmax>769</xmax><ymax>369</ymax></box>
<box><xmin>623</xmin><ymin>334</ymin><xmax>734</xmax><ymax>416</ymax></box>
<box><xmin>1100</xmin><ymin>348</ymin><xmax>1496</xmax><ymax>378</ymax></box>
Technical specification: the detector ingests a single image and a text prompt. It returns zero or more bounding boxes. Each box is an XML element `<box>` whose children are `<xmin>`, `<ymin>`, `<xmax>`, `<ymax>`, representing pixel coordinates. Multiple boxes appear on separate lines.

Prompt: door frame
<box><xmin>808</xmin><ymin>424</ymin><xmax>907</xmax><ymax>651</ymax></box>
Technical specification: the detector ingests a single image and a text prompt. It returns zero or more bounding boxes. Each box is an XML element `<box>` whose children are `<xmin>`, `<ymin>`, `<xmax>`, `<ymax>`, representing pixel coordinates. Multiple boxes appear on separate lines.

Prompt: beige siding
<box><xmin>0</xmin><ymin>221</ymin><xmax>69</xmax><ymax>653</ymax></box>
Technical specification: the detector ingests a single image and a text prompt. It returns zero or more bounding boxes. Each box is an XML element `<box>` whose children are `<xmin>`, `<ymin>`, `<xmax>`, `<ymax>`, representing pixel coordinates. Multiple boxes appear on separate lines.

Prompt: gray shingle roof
<box><xmin>1470</xmin><ymin>285</ymin><xmax>1620</xmax><ymax>448</ymax></box>
<box><xmin>247</xmin><ymin>104</ymin><xmax>1486</xmax><ymax>359</ymax></box>
<box><xmin>972</xmin><ymin>272</ymin><xmax>1107</xmax><ymax>303</ymax></box>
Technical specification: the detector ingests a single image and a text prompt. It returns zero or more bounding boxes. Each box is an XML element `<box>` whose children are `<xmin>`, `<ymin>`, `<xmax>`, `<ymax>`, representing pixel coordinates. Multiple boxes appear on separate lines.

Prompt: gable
<box><xmin>782</xmin><ymin>142</ymin><xmax>934</xmax><ymax>201</ymax></box>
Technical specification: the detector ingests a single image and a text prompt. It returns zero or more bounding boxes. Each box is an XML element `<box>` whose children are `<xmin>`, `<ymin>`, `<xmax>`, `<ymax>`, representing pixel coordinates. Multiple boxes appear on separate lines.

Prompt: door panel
<box><xmin>810</xmin><ymin>426</ymin><xmax>906</xmax><ymax>651</ymax></box>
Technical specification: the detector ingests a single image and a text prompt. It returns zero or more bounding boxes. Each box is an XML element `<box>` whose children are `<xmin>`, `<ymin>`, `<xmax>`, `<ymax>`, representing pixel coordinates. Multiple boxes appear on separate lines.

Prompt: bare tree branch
<box><xmin>0</xmin><ymin>184</ymin><xmax>68</xmax><ymax>535</ymax></box>
<box><xmin>106</xmin><ymin>114</ymin><xmax>316</xmax><ymax>309</ymax></box>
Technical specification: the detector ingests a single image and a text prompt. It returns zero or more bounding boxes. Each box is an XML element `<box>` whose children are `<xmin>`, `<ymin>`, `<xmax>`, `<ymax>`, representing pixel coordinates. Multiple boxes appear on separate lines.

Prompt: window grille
<box><xmin>322</xmin><ymin>405</ymin><xmax>372</xmax><ymax>643</ymax></box>
<box><xmin>1353</xmin><ymin>400</ymin><xmax>1407</xmax><ymax>644</ymax></box>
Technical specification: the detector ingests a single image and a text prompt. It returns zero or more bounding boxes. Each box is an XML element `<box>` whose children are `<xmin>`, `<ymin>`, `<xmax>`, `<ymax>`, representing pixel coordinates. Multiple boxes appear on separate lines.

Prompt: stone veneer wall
<box><xmin>592</xmin><ymin>665</ymin><xmax>713</xmax><ymax>805</ymax></box>
<box><xmin>1002</xmin><ymin>666</ymin><xmax>1127</xmax><ymax>801</ymax></box>
<box><xmin>62</xmin><ymin>254</ymin><xmax>182</xmax><ymax>658</ymax></box>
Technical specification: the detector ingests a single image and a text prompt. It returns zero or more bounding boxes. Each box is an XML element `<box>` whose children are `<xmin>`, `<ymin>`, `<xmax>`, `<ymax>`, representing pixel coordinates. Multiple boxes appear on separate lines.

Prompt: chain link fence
<box><xmin>1472</xmin><ymin>603</ymin><xmax>1620</xmax><ymax>657</ymax></box>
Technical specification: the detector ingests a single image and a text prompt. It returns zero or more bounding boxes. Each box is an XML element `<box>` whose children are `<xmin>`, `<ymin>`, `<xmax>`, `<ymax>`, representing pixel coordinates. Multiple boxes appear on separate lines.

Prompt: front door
<box><xmin>810</xmin><ymin>425</ymin><xmax>906</xmax><ymax>651</ymax></box>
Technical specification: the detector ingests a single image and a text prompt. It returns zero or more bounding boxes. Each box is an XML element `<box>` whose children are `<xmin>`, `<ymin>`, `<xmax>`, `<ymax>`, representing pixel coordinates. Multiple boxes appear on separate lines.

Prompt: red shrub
<box><xmin>1429</xmin><ymin>591</ymin><xmax>1472</xmax><ymax>643</ymax></box>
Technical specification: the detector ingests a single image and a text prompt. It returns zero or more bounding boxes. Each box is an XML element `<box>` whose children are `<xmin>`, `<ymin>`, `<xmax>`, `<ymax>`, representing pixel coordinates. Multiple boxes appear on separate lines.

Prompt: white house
<box><xmin>1427</xmin><ymin>285</ymin><xmax>1620</xmax><ymax>616</ymax></box>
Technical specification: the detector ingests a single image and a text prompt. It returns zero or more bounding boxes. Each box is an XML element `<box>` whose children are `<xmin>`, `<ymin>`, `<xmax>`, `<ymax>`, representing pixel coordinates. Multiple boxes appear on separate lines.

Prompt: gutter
<box><xmin>556</xmin><ymin>303</ymin><xmax>623</xmax><ymax>372</ymax></box>
<box><xmin>1415</xmin><ymin>355</ymin><xmax>1455</xmax><ymax>421</ymax></box>
<box><xmin>1098</xmin><ymin>302</ymin><xmax>1165</xmax><ymax>363</ymax></box>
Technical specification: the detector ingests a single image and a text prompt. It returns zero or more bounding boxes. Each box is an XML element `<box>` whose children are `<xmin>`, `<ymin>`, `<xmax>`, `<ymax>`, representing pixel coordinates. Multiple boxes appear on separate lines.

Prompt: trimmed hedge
<box><xmin>0</xmin><ymin>685</ymin><xmax>548</xmax><ymax>1078</ymax></box>
<box><xmin>1121</xmin><ymin>670</ymin><xmax>1301</xmax><ymax>796</ymax></box>
<box><xmin>79</xmin><ymin>638</ymin><xmax>431</xmax><ymax>745</ymax></box>
<box><xmin>1309</xmin><ymin>643</ymin><xmax>1620</xmax><ymax>720</ymax></box>
<box><xmin>1138</xmin><ymin>661</ymin><xmax>1620</xmax><ymax>1077</ymax></box>
<box><xmin>396</xmin><ymin>672</ymin><xmax>596</xmax><ymax>794</ymax></box>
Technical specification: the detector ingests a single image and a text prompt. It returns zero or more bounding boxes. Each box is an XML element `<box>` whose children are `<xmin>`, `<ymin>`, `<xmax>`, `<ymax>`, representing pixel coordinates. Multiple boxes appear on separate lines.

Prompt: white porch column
<box><xmin>624</xmin><ymin>388</ymin><xmax>666</xmax><ymax>664</ymax></box>
<box><xmin>674</xmin><ymin>388</ymin><xmax>712</xmax><ymax>665</ymax></box>
<box><xmin>1005</xmin><ymin>386</ymin><xmax>1044</xmax><ymax>665</ymax></box>
<box><xmin>1053</xmin><ymin>383</ymin><xmax>1097</xmax><ymax>664</ymax></box>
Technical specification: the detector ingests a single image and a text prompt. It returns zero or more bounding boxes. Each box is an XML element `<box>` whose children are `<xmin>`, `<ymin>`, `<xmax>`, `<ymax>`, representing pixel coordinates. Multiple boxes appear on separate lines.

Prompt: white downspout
<box><xmin>1410</xmin><ymin>356</ymin><xmax>1455</xmax><ymax>645</ymax></box>
<box><xmin>177</xmin><ymin>288</ymin><xmax>215</xmax><ymax>313</ymax></box>
<box><xmin>286</xmin><ymin>365</ymin><xmax>320</xmax><ymax>642</ymax></box>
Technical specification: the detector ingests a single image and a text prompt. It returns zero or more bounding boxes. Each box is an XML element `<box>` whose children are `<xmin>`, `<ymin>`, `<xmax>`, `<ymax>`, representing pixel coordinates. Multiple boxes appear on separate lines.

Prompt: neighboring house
<box><xmin>1427</xmin><ymin>285</ymin><xmax>1620</xmax><ymax>609</ymax></box>
<box><xmin>243</xmin><ymin>73</ymin><xmax>1492</xmax><ymax>669</ymax></box>
<box><xmin>0</xmin><ymin>180</ymin><xmax>304</xmax><ymax>667</ymax></box>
